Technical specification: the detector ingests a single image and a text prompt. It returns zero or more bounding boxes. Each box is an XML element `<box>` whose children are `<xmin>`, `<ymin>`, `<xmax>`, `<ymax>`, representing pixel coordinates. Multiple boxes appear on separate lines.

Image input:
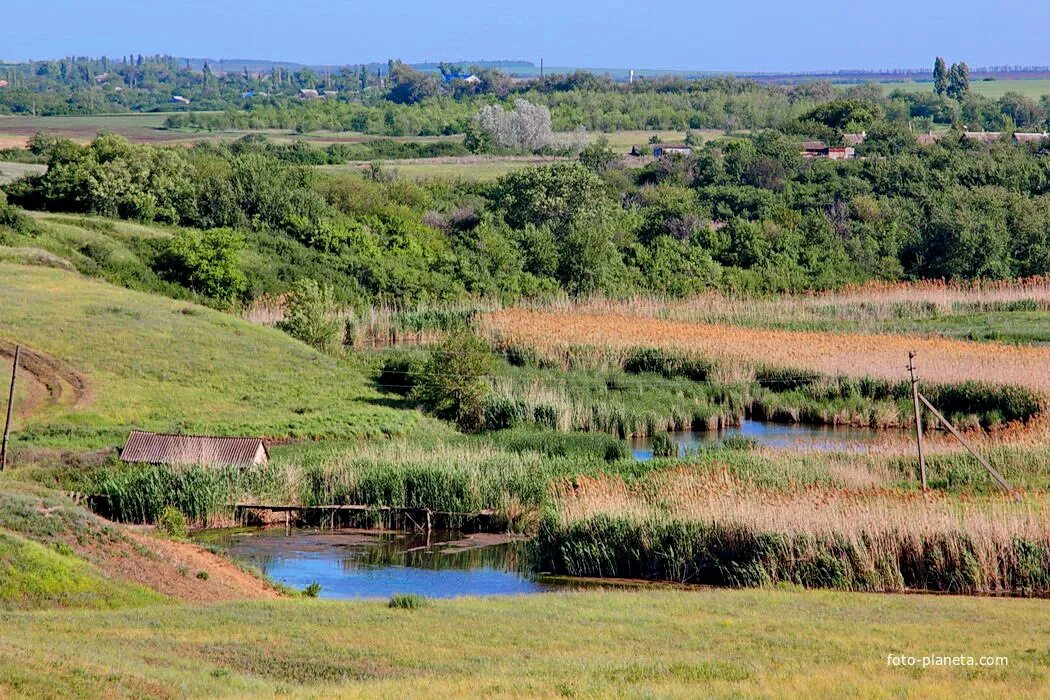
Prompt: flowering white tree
<box><xmin>473</xmin><ymin>99</ymin><xmax>556</xmax><ymax>151</ymax></box>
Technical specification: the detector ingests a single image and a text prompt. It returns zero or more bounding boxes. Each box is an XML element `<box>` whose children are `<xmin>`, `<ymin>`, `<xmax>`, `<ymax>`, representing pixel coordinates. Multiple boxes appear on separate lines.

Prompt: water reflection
<box><xmin>630</xmin><ymin>419</ymin><xmax>880</xmax><ymax>460</ymax></box>
<box><xmin>201</xmin><ymin>528</ymin><xmax>550</xmax><ymax>599</ymax></box>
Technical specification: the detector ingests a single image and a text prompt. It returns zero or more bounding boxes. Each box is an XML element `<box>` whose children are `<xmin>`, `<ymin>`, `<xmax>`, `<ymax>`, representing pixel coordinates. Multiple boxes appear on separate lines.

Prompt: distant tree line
<box><xmin>3</xmin><ymin>111</ymin><xmax>1050</xmax><ymax>309</ymax></box>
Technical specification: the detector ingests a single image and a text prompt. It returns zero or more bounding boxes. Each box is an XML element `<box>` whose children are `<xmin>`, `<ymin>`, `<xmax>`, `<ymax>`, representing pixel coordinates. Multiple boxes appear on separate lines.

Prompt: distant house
<box><xmin>843</xmin><ymin>132</ymin><xmax>867</xmax><ymax>146</ymax></box>
<box><xmin>916</xmin><ymin>131</ymin><xmax>943</xmax><ymax>146</ymax></box>
<box><xmin>120</xmin><ymin>431</ymin><xmax>269</xmax><ymax>468</ymax></box>
<box><xmin>652</xmin><ymin>143</ymin><xmax>693</xmax><ymax>157</ymax></box>
<box><xmin>0</xmin><ymin>79</ymin><xmax>7</xmax><ymax>88</ymax></box>
<box><xmin>964</xmin><ymin>131</ymin><xmax>1002</xmax><ymax>144</ymax></box>
<box><xmin>322</xmin><ymin>90</ymin><xmax>339</xmax><ymax>99</ymax></box>
<box><xmin>171</xmin><ymin>95</ymin><xmax>190</xmax><ymax>104</ymax></box>
<box><xmin>298</xmin><ymin>88</ymin><xmax>320</xmax><ymax>100</ymax></box>
<box><xmin>801</xmin><ymin>141</ymin><xmax>855</xmax><ymax>159</ymax></box>
<box><xmin>1012</xmin><ymin>132</ymin><xmax>1048</xmax><ymax>144</ymax></box>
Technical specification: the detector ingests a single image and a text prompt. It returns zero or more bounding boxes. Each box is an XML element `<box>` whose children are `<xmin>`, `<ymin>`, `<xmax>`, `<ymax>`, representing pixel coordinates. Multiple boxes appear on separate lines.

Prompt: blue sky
<box><xmin>3</xmin><ymin>1</ymin><xmax>1049</xmax><ymax>72</ymax></box>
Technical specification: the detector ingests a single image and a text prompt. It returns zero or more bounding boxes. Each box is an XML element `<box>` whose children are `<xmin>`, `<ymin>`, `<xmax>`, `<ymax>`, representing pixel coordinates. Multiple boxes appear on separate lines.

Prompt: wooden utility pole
<box><xmin>917</xmin><ymin>394</ymin><xmax>1016</xmax><ymax>495</ymax></box>
<box><xmin>1</xmin><ymin>345</ymin><xmax>20</xmax><ymax>472</ymax></box>
<box><xmin>908</xmin><ymin>351</ymin><xmax>927</xmax><ymax>491</ymax></box>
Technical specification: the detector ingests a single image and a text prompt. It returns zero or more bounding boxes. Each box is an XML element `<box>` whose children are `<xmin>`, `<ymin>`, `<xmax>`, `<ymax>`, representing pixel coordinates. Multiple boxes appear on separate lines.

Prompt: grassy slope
<box><xmin>0</xmin><ymin>262</ymin><xmax>418</xmax><ymax>449</ymax></box>
<box><xmin>0</xmin><ymin>589</ymin><xmax>1045</xmax><ymax>697</ymax></box>
<box><xmin>0</xmin><ymin>531</ymin><xmax>161</xmax><ymax>611</ymax></box>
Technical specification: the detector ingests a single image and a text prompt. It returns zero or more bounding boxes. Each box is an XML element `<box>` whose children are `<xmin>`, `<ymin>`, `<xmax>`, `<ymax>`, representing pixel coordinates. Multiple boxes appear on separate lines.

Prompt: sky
<box><xmin>3</xmin><ymin>1</ymin><xmax>1050</xmax><ymax>73</ymax></box>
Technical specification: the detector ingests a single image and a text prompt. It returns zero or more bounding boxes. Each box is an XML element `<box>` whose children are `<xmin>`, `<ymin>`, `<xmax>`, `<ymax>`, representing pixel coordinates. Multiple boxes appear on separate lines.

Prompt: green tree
<box><xmin>154</xmin><ymin>227</ymin><xmax>246</xmax><ymax>304</ymax></box>
<box><xmin>933</xmin><ymin>57</ymin><xmax>948</xmax><ymax>96</ymax></box>
<box><xmin>412</xmin><ymin>330</ymin><xmax>493</xmax><ymax>431</ymax></box>
<box><xmin>278</xmin><ymin>279</ymin><xmax>342</xmax><ymax>352</ymax></box>
<box><xmin>947</xmin><ymin>62</ymin><xmax>970</xmax><ymax>100</ymax></box>
<box><xmin>578</xmin><ymin>135</ymin><xmax>617</xmax><ymax>173</ymax></box>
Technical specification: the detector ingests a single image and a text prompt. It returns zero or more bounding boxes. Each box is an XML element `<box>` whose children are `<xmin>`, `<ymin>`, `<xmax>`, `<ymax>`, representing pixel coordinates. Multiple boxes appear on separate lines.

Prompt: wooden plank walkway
<box><xmin>232</xmin><ymin>503</ymin><xmax>496</xmax><ymax>531</ymax></box>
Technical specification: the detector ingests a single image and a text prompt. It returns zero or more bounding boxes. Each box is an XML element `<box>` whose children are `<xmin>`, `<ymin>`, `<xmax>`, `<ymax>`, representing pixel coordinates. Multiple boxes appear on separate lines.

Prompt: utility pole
<box><xmin>908</xmin><ymin>351</ymin><xmax>927</xmax><ymax>491</ymax></box>
<box><xmin>1</xmin><ymin>345</ymin><xmax>20</xmax><ymax>472</ymax></box>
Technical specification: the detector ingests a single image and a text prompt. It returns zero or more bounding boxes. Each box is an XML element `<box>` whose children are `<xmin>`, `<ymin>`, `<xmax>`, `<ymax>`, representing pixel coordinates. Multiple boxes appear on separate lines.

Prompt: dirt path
<box><xmin>74</xmin><ymin>525</ymin><xmax>282</xmax><ymax>603</ymax></box>
<box><xmin>0</xmin><ymin>340</ymin><xmax>92</xmax><ymax>423</ymax></box>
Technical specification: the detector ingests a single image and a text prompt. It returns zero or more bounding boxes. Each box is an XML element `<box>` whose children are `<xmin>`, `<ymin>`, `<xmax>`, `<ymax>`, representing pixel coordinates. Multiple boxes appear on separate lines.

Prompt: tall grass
<box><xmin>537</xmin><ymin>470</ymin><xmax>1050</xmax><ymax>594</ymax></box>
<box><xmin>82</xmin><ymin>463</ymin><xmax>294</xmax><ymax>527</ymax></box>
<box><xmin>481</xmin><ymin>308</ymin><xmax>1050</xmax><ymax>396</ymax></box>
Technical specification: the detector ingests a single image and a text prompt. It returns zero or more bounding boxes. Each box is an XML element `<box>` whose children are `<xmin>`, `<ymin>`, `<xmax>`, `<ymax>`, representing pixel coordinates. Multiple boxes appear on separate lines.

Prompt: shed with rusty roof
<box><xmin>120</xmin><ymin>431</ymin><xmax>268</xmax><ymax>467</ymax></box>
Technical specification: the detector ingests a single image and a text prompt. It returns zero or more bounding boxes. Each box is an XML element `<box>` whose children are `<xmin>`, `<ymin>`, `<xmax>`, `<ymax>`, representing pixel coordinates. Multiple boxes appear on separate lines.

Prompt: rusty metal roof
<box><xmin>120</xmin><ymin>431</ymin><xmax>268</xmax><ymax>467</ymax></box>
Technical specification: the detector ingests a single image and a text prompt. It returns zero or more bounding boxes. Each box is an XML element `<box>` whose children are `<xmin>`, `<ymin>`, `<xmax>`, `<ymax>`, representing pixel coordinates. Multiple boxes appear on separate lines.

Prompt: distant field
<box><xmin>318</xmin><ymin>155</ymin><xmax>572</xmax><ymax>181</ymax></box>
<box><xmin>882</xmin><ymin>78</ymin><xmax>1050</xmax><ymax>100</ymax></box>
<box><xmin>0</xmin><ymin>161</ymin><xmax>45</xmax><ymax>184</ymax></box>
<box><xmin>0</xmin><ymin>112</ymin><xmax>205</xmax><ymax>147</ymax></box>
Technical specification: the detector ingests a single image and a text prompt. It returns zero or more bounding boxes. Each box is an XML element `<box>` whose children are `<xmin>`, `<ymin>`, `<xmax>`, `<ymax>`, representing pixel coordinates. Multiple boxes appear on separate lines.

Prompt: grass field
<box><xmin>0</xmin><ymin>263</ymin><xmax>420</xmax><ymax>450</ymax></box>
<box><xmin>318</xmin><ymin>155</ymin><xmax>572</xmax><ymax>181</ymax></box>
<box><xmin>0</xmin><ymin>588</ymin><xmax>1045</xmax><ymax>697</ymax></box>
<box><xmin>883</xmin><ymin>78</ymin><xmax>1050</xmax><ymax>100</ymax></box>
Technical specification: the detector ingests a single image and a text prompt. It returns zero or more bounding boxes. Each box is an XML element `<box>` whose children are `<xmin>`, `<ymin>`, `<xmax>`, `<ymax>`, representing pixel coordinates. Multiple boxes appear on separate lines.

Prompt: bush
<box><xmin>388</xmin><ymin>593</ymin><xmax>428</xmax><ymax>609</ymax></box>
<box><xmin>412</xmin><ymin>330</ymin><xmax>494</xmax><ymax>431</ymax></box>
<box><xmin>153</xmin><ymin>227</ymin><xmax>246</xmax><ymax>305</ymax></box>
<box><xmin>157</xmin><ymin>506</ymin><xmax>188</xmax><ymax>538</ymax></box>
<box><xmin>303</xmin><ymin>582</ymin><xmax>321</xmax><ymax>597</ymax></box>
<box><xmin>278</xmin><ymin>279</ymin><xmax>342</xmax><ymax>353</ymax></box>
<box><xmin>650</xmin><ymin>432</ymin><xmax>676</xmax><ymax>458</ymax></box>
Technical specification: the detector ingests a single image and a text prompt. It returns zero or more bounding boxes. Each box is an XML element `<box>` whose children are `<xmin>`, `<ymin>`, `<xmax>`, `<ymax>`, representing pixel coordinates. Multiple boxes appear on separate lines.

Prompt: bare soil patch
<box><xmin>73</xmin><ymin>525</ymin><xmax>281</xmax><ymax>603</ymax></box>
<box><xmin>0</xmin><ymin>340</ymin><xmax>92</xmax><ymax>422</ymax></box>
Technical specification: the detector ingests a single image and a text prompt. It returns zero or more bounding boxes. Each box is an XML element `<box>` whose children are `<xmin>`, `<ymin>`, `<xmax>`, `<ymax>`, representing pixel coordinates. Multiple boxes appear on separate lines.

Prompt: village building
<box><xmin>298</xmin><ymin>88</ymin><xmax>320</xmax><ymax>99</ymax></box>
<box><xmin>801</xmin><ymin>141</ymin><xmax>856</xmax><ymax>159</ymax></box>
<box><xmin>1012</xmin><ymin>132</ymin><xmax>1049</xmax><ymax>144</ymax></box>
<box><xmin>652</xmin><ymin>143</ymin><xmax>693</xmax><ymax>157</ymax></box>
<box><xmin>120</xmin><ymin>431</ymin><xmax>269</xmax><ymax>467</ymax></box>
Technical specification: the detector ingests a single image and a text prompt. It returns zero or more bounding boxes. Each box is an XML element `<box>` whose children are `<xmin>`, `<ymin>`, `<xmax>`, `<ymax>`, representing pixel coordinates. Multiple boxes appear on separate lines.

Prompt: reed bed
<box><xmin>481</xmin><ymin>309</ymin><xmax>1050</xmax><ymax>395</ymax></box>
<box><xmin>523</xmin><ymin>277</ymin><xmax>1050</xmax><ymax>334</ymax></box>
<box><xmin>538</xmin><ymin>469</ymin><xmax>1050</xmax><ymax>594</ymax></box>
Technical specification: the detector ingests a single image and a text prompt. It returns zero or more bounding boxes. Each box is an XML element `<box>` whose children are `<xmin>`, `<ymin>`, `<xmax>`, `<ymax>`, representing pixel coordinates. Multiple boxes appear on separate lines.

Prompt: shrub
<box><xmin>156</xmin><ymin>506</ymin><xmax>188</xmax><ymax>538</ymax></box>
<box><xmin>153</xmin><ymin>227</ymin><xmax>246</xmax><ymax>305</ymax></box>
<box><xmin>303</xmin><ymin>582</ymin><xmax>321</xmax><ymax>597</ymax></box>
<box><xmin>412</xmin><ymin>330</ymin><xmax>494</xmax><ymax>431</ymax></box>
<box><xmin>650</xmin><ymin>432</ymin><xmax>676</xmax><ymax>458</ymax></box>
<box><xmin>278</xmin><ymin>279</ymin><xmax>342</xmax><ymax>353</ymax></box>
<box><xmin>388</xmin><ymin>593</ymin><xmax>428</xmax><ymax>609</ymax></box>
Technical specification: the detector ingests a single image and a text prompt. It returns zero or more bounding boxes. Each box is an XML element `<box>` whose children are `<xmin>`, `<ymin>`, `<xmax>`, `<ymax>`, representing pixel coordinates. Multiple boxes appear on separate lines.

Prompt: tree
<box><xmin>947</xmin><ymin>62</ymin><xmax>970</xmax><ymax>100</ymax></box>
<box><xmin>278</xmin><ymin>279</ymin><xmax>341</xmax><ymax>352</ymax></box>
<box><xmin>933</xmin><ymin>57</ymin><xmax>948</xmax><ymax>96</ymax></box>
<box><xmin>578</xmin><ymin>135</ymin><xmax>617</xmax><ymax>173</ymax></box>
<box><xmin>473</xmin><ymin>99</ymin><xmax>555</xmax><ymax>152</ymax></box>
<box><xmin>412</xmin><ymin>330</ymin><xmax>493</xmax><ymax>431</ymax></box>
<box><xmin>154</xmin><ymin>227</ymin><xmax>246</xmax><ymax>304</ymax></box>
<box><xmin>494</xmin><ymin>162</ymin><xmax>610</xmax><ymax>233</ymax></box>
<box><xmin>386</xmin><ymin>61</ymin><xmax>437</xmax><ymax>105</ymax></box>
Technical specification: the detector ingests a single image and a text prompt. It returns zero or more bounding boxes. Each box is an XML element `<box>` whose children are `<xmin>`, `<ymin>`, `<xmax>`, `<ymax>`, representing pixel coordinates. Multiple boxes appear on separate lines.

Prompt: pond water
<box><xmin>199</xmin><ymin>528</ymin><xmax>551</xmax><ymax>599</ymax></box>
<box><xmin>630</xmin><ymin>419</ymin><xmax>881</xmax><ymax>460</ymax></box>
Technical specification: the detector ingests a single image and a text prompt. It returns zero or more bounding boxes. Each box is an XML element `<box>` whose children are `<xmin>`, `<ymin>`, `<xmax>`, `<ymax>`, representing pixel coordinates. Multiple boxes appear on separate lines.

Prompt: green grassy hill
<box><xmin>0</xmin><ymin>262</ymin><xmax>419</xmax><ymax>450</ymax></box>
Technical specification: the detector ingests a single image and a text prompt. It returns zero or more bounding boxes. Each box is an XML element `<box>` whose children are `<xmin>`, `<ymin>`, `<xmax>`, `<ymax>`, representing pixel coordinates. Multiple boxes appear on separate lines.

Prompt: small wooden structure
<box><xmin>120</xmin><ymin>431</ymin><xmax>268</xmax><ymax>467</ymax></box>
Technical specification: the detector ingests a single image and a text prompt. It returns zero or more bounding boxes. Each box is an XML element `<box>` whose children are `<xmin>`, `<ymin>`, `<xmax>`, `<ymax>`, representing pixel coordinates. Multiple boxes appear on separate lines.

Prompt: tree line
<box><xmin>3</xmin><ymin>115</ymin><xmax>1049</xmax><ymax>307</ymax></box>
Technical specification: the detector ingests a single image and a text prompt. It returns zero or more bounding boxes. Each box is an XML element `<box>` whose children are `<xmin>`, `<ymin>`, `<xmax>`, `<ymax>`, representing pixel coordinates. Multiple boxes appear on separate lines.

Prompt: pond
<box><xmin>630</xmin><ymin>419</ymin><xmax>881</xmax><ymax>460</ymax></box>
<box><xmin>199</xmin><ymin>528</ymin><xmax>552</xmax><ymax>599</ymax></box>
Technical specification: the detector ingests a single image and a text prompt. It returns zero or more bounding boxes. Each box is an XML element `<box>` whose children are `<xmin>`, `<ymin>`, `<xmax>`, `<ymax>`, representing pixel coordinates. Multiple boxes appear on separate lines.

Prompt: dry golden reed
<box><xmin>482</xmin><ymin>308</ymin><xmax>1050</xmax><ymax>394</ymax></box>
